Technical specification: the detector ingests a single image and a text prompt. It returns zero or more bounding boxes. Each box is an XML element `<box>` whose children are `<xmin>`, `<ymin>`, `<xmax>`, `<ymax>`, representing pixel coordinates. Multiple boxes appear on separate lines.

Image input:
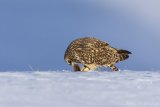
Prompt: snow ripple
<box><xmin>0</xmin><ymin>70</ymin><xmax>160</xmax><ymax>107</ymax></box>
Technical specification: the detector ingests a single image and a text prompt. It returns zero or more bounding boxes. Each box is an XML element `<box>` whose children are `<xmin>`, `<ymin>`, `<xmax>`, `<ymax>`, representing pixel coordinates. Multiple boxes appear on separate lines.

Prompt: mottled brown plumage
<box><xmin>64</xmin><ymin>37</ymin><xmax>131</xmax><ymax>71</ymax></box>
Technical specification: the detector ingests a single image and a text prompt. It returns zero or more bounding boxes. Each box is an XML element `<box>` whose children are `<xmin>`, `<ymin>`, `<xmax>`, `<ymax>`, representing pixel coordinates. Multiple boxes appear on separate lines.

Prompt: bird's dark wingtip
<box><xmin>118</xmin><ymin>49</ymin><xmax>132</xmax><ymax>54</ymax></box>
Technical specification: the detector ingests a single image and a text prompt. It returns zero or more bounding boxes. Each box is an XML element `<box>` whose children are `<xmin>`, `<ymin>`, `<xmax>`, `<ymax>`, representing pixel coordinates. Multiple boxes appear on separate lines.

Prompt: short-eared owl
<box><xmin>64</xmin><ymin>37</ymin><xmax>131</xmax><ymax>71</ymax></box>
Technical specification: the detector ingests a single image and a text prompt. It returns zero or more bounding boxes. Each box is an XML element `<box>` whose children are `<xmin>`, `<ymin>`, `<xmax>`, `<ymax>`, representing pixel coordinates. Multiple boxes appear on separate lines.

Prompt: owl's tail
<box><xmin>117</xmin><ymin>49</ymin><xmax>132</xmax><ymax>61</ymax></box>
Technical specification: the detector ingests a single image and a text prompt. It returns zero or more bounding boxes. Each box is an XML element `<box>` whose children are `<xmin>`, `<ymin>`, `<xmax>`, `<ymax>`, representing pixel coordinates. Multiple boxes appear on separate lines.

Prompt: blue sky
<box><xmin>0</xmin><ymin>0</ymin><xmax>160</xmax><ymax>71</ymax></box>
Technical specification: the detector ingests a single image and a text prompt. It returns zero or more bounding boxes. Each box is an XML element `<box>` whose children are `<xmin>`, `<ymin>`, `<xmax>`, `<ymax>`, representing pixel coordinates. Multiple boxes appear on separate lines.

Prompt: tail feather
<box><xmin>117</xmin><ymin>49</ymin><xmax>132</xmax><ymax>61</ymax></box>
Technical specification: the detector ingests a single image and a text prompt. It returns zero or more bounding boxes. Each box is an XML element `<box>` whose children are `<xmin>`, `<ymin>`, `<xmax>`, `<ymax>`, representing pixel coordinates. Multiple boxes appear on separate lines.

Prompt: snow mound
<box><xmin>0</xmin><ymin>70</ymin><xmax>160</xmax><ymax>107</ymax></box>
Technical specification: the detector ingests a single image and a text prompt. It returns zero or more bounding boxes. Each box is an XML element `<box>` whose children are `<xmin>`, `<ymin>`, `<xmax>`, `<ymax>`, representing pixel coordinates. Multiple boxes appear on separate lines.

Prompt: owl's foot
<box><xmin>72</xmin><ymin>63</ymin><xmax>97</xmax><ymax>72</ymax></box>
<box><xmin>108</xmin><ymin>64</ymin><xmax>119</xmax><ymax>71</ymax></box>
<box><xmin>81</xmin><ymin>64</ymin><xmax>97</xmax><ymax>72</ymax></box>
<box><xmin>81</xmin><ymin>66</ymin><xmax>90</xmax><ymax>72</ymax></box>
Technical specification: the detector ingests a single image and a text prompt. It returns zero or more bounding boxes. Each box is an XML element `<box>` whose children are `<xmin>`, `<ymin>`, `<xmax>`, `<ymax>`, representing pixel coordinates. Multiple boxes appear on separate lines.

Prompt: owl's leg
<box><xmin>81</xmin><ymin>64</ymin><xmax>97</xmax><ymax>71</ymax></box>
<box><xmin>108</xmin><ymin>64</ymin><xmax>119</xmax><ymax>71</ymax></box>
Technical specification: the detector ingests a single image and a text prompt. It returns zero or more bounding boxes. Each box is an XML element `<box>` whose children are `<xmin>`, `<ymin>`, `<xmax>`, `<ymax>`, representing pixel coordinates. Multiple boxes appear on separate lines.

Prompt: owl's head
<box><xmin>64</xmin><ymin>49</ymin><xmax>71</xmax><ymax>65</ymax></box>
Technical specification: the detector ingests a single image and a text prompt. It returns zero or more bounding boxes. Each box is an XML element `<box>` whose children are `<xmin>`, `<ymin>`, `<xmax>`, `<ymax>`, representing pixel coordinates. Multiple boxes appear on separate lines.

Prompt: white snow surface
<box><xmin>0</xmin><ymin>70</ymin><xmax>160</xmax><ymax>107</ymax></box>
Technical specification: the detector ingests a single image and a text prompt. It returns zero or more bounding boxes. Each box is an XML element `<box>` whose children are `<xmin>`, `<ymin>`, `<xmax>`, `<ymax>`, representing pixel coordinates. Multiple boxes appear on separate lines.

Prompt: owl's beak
<box><xmin>72</xmin><ymin>63</ymin><xmax>81</xmax><ymax>71</ymax></box>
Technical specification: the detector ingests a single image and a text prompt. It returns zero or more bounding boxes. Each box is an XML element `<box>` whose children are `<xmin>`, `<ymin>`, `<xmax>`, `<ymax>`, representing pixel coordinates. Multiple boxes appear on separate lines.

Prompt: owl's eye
<box><xmin>67</xmin><ymin>60</ymin><xmax>72</xmax><ymax>65</ymax></box>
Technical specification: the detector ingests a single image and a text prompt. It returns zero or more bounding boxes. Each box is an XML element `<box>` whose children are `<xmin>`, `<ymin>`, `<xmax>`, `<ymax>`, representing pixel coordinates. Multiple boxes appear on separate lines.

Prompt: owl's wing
<box><xmin>69</xmin><ymin>37</ymin><xmax>109</xmax><ymax>49</ymax></box>
<box><xmin>77</xmin><ymin>40</ymin><xmax>109</xmax><ymax>49</ymax></box>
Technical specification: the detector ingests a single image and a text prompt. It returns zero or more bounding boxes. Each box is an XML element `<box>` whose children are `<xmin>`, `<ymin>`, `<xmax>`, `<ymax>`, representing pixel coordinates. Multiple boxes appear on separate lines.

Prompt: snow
<box><xmin>0</xmin><ymin>70</ymin><xmax>160</xmax><ymax>107</ymax></box>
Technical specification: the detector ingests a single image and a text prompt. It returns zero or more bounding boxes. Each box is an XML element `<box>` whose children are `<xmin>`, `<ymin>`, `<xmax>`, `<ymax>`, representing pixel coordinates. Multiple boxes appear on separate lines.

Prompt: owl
<box><xmin>64</xmin><ymin>37</ymin><xmax>131</xmax><ymax>71</ymax></box>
